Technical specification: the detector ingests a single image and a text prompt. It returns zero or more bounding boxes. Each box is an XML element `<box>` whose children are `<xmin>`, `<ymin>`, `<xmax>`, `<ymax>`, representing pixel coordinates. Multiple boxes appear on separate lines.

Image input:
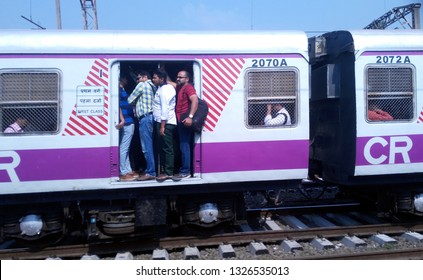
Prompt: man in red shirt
<box><xmin>174</xmin><ymin>70</ymin><xmax>198</xmax><ymax>179</ymax></box>
<box><xmin>368</xmin><ymin>103</ymin><xmax>393</xmax><ymax>121</ymax></box>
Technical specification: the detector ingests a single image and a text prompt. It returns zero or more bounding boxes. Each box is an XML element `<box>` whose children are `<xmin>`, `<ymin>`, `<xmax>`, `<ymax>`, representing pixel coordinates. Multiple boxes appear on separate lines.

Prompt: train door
<box><xmin>114</xmin><ymin>60</ymin><xmax>203</xmax><ymax>181</ymax></box>
<box><xmin>110</xmin><ymin>62</ymin><xmax>121</xmax><ymax>180</ymax></box>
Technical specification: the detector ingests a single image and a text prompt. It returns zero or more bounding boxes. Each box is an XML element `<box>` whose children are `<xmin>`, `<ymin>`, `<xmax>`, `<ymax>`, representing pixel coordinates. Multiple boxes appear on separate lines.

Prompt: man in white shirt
<box><xmin>152</xmin><ymin>68</ymin><xmax>177</xmax><ymax>182</ymax></box>
<box><xmin>264</xmin><ymin>103</ymin><xmax>291</xmax><ymax>126</ymax></box>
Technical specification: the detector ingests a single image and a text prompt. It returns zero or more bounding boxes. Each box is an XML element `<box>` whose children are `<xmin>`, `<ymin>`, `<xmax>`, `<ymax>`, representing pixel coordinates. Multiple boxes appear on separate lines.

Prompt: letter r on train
<box><xmin>0</xmin><ymin>151</ymin><xmax>21</xmax><ymax>183</ymax></box>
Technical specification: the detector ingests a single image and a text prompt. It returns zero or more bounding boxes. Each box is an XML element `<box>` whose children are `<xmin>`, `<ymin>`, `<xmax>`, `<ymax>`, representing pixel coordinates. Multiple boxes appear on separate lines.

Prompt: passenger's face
<box><xmin>152</xmin><ymin>74</ymin><xmax>162</xmax><ymax>86</ymax></box>
<box><xmin>274</xmin><ymin>104</ymin><xmax>283</xmax><ymax>112</ymax></box>
<box><xmin>137</xmin><ymin>75</ymin><xmax>148</xmax><ymax>83</ymax></box>
<box><xmin>176</xmin><ymin>71</ymin><xmax>188</xmax><ymax>85</ymax></box>
<box><xmin>18</xmin><ymin>118</ymin><xmax>28</xmax><ymax>128</ymax></box>
<box><xmin>136</xmin><ymin>75</ymin><xmax>147</xmax><ymax>83</ymax></box>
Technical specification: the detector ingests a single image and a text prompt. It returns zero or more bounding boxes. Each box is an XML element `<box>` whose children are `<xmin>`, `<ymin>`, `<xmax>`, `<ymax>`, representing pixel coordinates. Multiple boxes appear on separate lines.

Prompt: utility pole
<box><xmin>56</xmin><ymin>0</ymin><xmax>62</xmax><ymax>29</ymax></box>
<box><xmin>80</xmin><ymin>0</ymin><xmax>98</xmax><ymax>30</ymax></box>
<box><xmin>364</xmin><ymin>3</ymin><xmax>421</xmax><ymax>29</ymax></box>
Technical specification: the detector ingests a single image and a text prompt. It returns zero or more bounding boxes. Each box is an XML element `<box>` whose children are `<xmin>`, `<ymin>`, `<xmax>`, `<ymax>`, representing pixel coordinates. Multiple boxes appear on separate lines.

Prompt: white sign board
<box><xmin>76</xmin><ymin>86</ymin><xmax>105</xmax><ymax>116</ymax></box>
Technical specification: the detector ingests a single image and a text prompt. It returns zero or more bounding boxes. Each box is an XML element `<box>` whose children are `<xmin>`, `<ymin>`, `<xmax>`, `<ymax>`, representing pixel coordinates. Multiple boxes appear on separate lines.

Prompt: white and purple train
<box><xmin>0</xmin><ymin>29</ymin><xmax>422</xmax><ymax>242</ymax></box>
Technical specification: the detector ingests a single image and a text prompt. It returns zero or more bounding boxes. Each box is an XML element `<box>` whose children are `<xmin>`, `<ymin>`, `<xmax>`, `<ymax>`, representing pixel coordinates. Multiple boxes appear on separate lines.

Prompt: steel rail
<box><xmin>1</xmin><ymin>222</ymin><xmax>423</xmax><ymax>260</ymax></box>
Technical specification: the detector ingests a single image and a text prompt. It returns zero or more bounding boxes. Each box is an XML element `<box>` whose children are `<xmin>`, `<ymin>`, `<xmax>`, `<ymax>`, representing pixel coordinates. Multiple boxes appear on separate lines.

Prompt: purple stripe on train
<box><xmin>195</xmin><ymin>140</ymin><xmax>309</xmax><ymax>173</ymax></box>
<box><xmin>1</xmin><ymin>139</ymin><xmax>309</xmax><ymax>183</ymax></box>
<box><xmin>356</xmin><ymin>135</ymin><xmax>423</xmax><ymax>166</ymax></box>
<box><xmin>0</xmin><ymin>147</ymin><xmax>118</xmax><ymax>183</ymax></box>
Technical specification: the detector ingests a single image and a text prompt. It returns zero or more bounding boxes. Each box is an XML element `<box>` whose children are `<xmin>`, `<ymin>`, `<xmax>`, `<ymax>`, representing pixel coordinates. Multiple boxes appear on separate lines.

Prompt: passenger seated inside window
<box><xmin>368</xmin><ymin>102</ymin><xmax>393</xmax><ymax>121</ymax></box>
<box><xmin>264</xmin><ymin>103</ymin><xmax>291</xmax><ymax>126</ymax></box>
<box><xmin>3</xmin><ymin>117</ymin><xmax>29</xmax><ymax>133</ymax></box>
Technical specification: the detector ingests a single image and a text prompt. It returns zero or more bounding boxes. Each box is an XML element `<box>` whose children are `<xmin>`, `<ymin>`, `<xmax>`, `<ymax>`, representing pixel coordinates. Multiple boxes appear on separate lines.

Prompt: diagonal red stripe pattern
<box><xmin>63</xmin><ymin>59</ymin><xmax>109</xmax><ymax>136</ymax></box>
<box><xmin>201</xmin><ymin>58</ymin><xmax>245</xmax><ymax>131</ymax></box>
<box><xmin>419</xmin><ymin>107</ymin><xmax>423</xmax><ymax>123</ymax></box>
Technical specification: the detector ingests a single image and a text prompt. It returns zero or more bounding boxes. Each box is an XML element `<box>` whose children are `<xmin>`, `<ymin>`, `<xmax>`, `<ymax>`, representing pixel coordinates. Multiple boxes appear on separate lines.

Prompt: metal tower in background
<box><xmin>364</xmin><ymin>3</ymin><xmax>421</xmax><ymax>29</ymax></box>
<box><xmin>80</xmin><ymin>0</ymin><xmax>98</xmax><ymax>30</ymax></box>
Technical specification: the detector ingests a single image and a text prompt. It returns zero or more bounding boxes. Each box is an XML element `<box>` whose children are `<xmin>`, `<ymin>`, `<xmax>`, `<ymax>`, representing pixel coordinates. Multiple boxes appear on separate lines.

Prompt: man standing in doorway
<box><xmin>152</xmin><ymin>68</ymin><xmax>177</xmax><ymax>182</ymax></box>
<box><xmin>128</xmin><ymin>71</ymin><xmax>157</xmax><ymax>181</ymax></box>
<box><xmin>116</xmin><ymin>76</ymin><xmax>136</xmax><ymax>181</ymax></box>
<box><xmin>174</xmin><ymin>70</ymin><xmax>198</xmax><ymax>179</ymax></box>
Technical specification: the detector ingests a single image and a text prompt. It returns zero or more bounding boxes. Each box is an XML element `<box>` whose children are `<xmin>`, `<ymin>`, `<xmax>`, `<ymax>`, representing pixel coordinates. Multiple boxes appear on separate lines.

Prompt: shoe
<box><xmin>128</xmin><ymin>171</ymin><xmax>139</xmax><ymax>179</ymax></box>
<box><xmin>156</xmin><ymin>175</ymin><xmax>171</xmax><ymax>182</ymax></box>
<box><xmin>172</xmin><ymin>173</ymin><xmax>190</xmax><ymax>181</ymax></box>
<box><xmin>119</xmin><ymin>173</ymin><xmax>136</xmax><ymax>182</ymax></box>
<box><xmin>137</xmin><ymin>174</ymin><xmax>155</xmax><ymax>181</ymax></box>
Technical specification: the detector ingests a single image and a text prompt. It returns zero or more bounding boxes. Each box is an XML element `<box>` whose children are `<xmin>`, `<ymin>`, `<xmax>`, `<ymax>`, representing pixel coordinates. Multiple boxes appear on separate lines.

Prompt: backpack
<box><xmin>181</xmin><ymin>98</ymin><xmax>209</xmax><ymax>133</ymax></box>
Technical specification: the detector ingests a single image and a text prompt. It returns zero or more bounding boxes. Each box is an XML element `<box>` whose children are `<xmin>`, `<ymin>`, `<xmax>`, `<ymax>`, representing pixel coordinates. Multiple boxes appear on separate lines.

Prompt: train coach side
<box><xmin>309</xmin><ymin>30</ymin><xmax>423</xmax><ymax>214</ymax></box>
<box><xmin>0</xmin><ymin>30</ymin><xmax>311</xmax><ymax>241</ymax></box>
<box><xmin>353</xmin><ymin>31</ymin><xmax>423</xmax><ymax>179</ymax></box>
<box><xmin>0</xmin><ymin>30</ymin><xmax>310</xmax><ymax>196</ymax></box>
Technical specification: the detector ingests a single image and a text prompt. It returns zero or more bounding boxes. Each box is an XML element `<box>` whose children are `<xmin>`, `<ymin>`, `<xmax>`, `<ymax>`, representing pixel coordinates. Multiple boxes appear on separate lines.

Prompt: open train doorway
<box><xmin>115</xmin><ymin>60</ymin><xmax>202</xmax><ymax>181</ymax></box>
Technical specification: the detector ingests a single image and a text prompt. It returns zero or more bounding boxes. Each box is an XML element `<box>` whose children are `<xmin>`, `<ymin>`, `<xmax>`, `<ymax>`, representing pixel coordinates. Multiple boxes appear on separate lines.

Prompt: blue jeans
<box><xmin>178</xmin><ymin>124</ymin><xmax>193</xmax><ymax>175</ymax></box>
<box><xmin>119</xmin><ymin>123</ymin><xmax>134</xmax><ymax>175</ymax></box>
<box><xmin>139</xmin><ymin>114</ymin><xmax>156</xmax><ymax>176</ymax></box>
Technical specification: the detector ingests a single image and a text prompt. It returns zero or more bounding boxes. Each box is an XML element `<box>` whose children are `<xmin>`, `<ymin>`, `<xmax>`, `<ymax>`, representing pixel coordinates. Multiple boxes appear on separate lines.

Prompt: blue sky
<box><xmin>0</xmin><ymin>0</ymin><xmax>421</xmax><ymax>33</ymax></box>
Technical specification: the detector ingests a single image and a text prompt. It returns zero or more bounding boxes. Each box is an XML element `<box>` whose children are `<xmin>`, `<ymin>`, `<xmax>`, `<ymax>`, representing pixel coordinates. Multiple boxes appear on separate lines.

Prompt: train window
<box><xmin>0</xmin><ymin>70</ymin><xmax>60</xmax><ymax>134</ymax></box>
<box><xmin>245</xmin><ymin>69</ymin><xmax>298</xmax><ymax>128</ymax></box>
<box><xmin>366</xmin><ymin>66</ymin><xmax>414</xmax><ymax>122</ymax></box>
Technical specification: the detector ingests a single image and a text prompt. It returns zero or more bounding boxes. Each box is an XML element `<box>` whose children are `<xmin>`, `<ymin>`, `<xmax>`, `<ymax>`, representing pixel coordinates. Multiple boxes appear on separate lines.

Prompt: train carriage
<box><xmin>2</xmin><ymin>29</ymin><xmax>423</xmax><ymax>244</ymax></box>
<box><xmin>0</xmin><ymin>30</ymin><xmax>310</xmax><ymax>241</ymax></box>
<box><xmin>309</xmin><ymin>30</ymin><xmax>423</xmax><ymax>214</ymax></box>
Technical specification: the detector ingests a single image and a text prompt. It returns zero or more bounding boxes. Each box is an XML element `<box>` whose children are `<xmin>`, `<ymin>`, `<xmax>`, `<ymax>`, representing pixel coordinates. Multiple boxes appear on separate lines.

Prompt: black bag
<box><xmin>181</xmin><ymin>99</ymin><xmax>209</xmax><ymax>133</ymax></box>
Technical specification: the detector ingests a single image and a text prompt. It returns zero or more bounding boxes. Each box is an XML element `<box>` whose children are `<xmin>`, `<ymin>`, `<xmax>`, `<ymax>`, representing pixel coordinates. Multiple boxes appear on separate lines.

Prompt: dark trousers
<box><xmin>155</xmin><ymin>122</ymin><xmax>176</xmax><ymax>176</ymax></box>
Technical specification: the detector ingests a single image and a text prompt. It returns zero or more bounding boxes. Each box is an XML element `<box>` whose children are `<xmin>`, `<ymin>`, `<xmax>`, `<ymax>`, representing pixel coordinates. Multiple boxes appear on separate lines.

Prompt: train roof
<box><xmin>0</xmin><ymin>30</ymin><xmax>309</xmax><ymax>55</ymax></box>
<box><xmin>349</xmin><ymin>29</ymin><xmax>423</xmax><ymax>51</ymax></box>
<box><xmin>331</xmin><ymin>29</ymin><xmax>423</xmax><ymax>51</ymax></box>
<box><xmin>309</xmin><ymin>30</ymin><xmax>423</xmax><ymax>62</ymax></box>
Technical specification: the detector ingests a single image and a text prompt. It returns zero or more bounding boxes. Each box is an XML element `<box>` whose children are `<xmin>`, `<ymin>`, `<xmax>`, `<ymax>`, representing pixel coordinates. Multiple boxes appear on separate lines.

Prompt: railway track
<box><xmin>1</xmin><ymin>211</ymin><xmax>423</xmax><ymax>260</ymax></box>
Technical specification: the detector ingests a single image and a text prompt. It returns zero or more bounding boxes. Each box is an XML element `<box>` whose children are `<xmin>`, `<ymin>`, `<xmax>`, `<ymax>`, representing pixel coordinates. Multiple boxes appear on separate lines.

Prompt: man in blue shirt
<box><xmin>116</xmin><ymin>76</ymin><xmax>136</xmax><ymax>181</ymax></box>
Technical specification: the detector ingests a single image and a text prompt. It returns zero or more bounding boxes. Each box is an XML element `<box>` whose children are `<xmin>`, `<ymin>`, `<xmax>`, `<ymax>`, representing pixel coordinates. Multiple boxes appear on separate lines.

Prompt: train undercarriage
<box><xmin>1</xmin><ymin>180</ymin><xmax>423</xmax><ymax>246</ymax></box>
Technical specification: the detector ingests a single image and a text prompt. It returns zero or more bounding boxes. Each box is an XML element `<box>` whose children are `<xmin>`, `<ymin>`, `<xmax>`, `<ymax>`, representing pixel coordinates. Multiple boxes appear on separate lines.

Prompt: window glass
<box><xmin>246</xmin><ymin>69</ymin><xmax>297</xmax><ymax>127</ymax></box>
<box><xmin>366</xmin><ymin>66</ymin><xmax>414</xmax><ymax>122</ymax></box>
<box><xmin>0</xmin><ymin>70</ymin><xmax>60</xmax><ymax>134</ymax></box>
